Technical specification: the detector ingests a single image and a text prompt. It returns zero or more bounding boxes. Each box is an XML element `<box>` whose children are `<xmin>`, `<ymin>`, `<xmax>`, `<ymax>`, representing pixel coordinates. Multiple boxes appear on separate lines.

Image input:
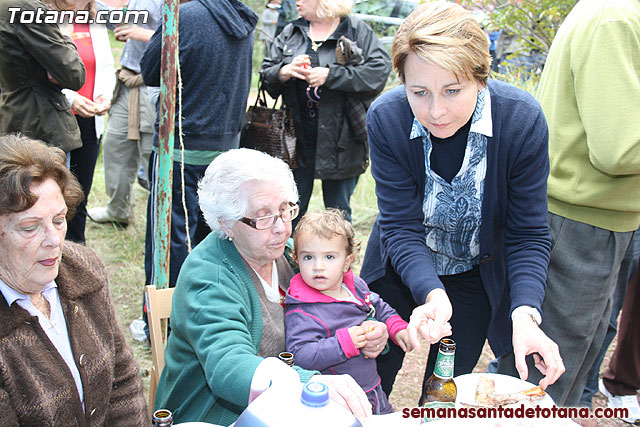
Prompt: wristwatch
<box><xmin>511</xmin><ymin>305</ymin><xmax>542</xmax><ymax>326</ymax></box>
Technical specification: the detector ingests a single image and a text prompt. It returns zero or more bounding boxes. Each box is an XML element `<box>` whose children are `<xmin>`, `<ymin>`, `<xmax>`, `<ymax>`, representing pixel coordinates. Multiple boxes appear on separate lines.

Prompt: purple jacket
<box><xmin>284</xmin><ymin>271</ymin><xmax>407</xmax><ymax>393</ymax></box>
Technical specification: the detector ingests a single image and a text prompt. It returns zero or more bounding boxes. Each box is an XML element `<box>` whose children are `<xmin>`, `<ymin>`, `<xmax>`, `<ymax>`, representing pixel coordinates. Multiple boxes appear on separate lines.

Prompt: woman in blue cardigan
<box><xmin>360</xmin><ymin>2</ymin><xmax>565</xmax><ymax>403</ymax></box>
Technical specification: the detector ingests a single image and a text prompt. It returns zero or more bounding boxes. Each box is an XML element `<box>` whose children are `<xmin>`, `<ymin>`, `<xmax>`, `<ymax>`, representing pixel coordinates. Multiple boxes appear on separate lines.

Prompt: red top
<box><xmin>71</xmin><ymin>22</ymin><xmax>96</xmax><ymax>112</ymax></box>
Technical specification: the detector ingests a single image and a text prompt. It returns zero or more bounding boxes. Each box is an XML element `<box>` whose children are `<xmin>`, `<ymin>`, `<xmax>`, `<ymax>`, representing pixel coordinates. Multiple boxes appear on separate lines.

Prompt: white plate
<box><xmin>453</xmin><ymin>373</ymin><xmax>555</xmax><ymax>408</ymax></box>
<box><xmin>173</xmin><ymin>423</ymin><xmax>224</xmax><ymax>427</ymax></box>
<box><xmin>367</xmin><ymin>375</ymin><xmax>578</xmax><ymax>427</ymax></box>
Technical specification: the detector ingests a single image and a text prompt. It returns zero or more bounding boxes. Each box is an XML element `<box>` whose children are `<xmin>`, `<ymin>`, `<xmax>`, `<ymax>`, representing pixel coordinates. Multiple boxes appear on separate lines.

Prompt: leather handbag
<box><xmin>240</xmin><ymin>76</ymin><xmax>298</xmax><ymax>169</ymax></box>
<box><xmin>335</xmin><ymin>36</ymin><xmax>370</xmax><ymax>146</ymax></box>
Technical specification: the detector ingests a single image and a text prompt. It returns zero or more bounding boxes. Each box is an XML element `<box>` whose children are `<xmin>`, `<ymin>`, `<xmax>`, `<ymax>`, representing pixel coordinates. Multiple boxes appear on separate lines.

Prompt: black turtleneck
<box><xmin>429</xmin><ymin>117</ymin><xmax>472</xmax><ymax>183</ymax></box>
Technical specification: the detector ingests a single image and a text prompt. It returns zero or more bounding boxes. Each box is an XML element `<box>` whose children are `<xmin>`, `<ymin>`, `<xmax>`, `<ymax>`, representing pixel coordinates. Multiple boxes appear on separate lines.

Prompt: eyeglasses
<box><xmin>240</xmin><ymin>202</ymin><xmax>299</xmax><ymax>230</ymax></box>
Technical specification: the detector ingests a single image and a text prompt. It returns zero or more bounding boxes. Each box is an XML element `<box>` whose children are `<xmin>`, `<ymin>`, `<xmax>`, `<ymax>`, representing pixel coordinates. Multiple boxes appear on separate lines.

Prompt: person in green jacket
<box><xmin>500</xmin><ymin>0</ymin><xmax>640</xmax><ymax>408</ymax></box>
<box><xmin>153</xmin><ymin>148</ymin><xmax>382</xmax><ymax>425</ymax></box>
<box><xmin>0</xmin><ymin>0</ymin><xmax>85</xmax><ymax>152</ymax></box>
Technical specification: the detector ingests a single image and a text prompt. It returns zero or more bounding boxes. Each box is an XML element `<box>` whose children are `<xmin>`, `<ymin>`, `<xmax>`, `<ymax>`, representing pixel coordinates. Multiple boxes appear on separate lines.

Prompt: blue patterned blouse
<box><xmin>409</xmin><ymin>87</ymin><xmax>493</xmax><ymax>275</ymax></box>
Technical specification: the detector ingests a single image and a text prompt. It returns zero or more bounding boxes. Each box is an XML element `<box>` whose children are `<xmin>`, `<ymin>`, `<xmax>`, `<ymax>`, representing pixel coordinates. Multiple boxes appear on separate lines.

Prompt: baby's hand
<box><xmin>348</xmin><ymin>325</ymin><xmax>367</xmax><ymax>349</ymax></box>
<box><xmin>395</xmin><ymin>329</ymin><xmax>414</xmax><ymax>352</ymax></box>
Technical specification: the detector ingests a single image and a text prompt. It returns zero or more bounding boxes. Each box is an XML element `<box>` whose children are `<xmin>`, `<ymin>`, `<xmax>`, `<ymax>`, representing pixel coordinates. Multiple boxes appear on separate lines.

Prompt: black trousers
<box><xmin>369</xmin><ymin>261</ymin><xmax>492</xmax><ymax>404</ymax></box>
<box><xmin>67</xmin><ymin>116</ymin><xmax>100</xmax><ymax>243</ymax></box>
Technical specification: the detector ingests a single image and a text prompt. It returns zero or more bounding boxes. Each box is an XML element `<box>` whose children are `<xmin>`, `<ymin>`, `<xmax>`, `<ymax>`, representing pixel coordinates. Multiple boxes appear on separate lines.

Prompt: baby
<box><xmin>284</xmin><ymin>209</ymin><xmax>413</xmax><ymax>415</ymax></box>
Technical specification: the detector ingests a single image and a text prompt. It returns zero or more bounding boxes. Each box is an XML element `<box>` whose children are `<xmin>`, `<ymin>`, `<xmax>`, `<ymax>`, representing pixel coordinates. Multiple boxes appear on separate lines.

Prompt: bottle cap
<box><xmin>152</xmin><ymin>409</ymin><xmax>173</xmax><ymax>426</ymax></box>
<box><xmin>301</xmin><ymin>382</ymin><xmax>329</xmax><ymax>408</ymax></box>
<box><xmin>278</xmin><ymin>351</ymin><xmax>294</xmax><ymax>367</ymax></box>
<box><xmin>439</xmin><ymin>338</ymin><xmax>456</xmax><ymax>352</ymax></box>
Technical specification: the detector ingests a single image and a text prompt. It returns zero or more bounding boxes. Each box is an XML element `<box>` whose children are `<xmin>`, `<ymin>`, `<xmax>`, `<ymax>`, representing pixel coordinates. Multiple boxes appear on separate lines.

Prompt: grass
<box><xmin>84</xmin><ymin>151</ymin><xmax>153</xmax><ymax>391</ymax></box>
<box><xmin>85</xmin><ymin>30</ymin><xmax>631</xmax><ymax>425</ymax></box>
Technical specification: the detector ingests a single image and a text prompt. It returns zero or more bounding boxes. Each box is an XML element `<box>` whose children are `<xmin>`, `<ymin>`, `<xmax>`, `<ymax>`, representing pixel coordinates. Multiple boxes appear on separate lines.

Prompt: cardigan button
<box><xmin>90</xmin><ymin>407</ymin><xmax>97</xmax><ymax>417</ymax></box>
<box><xmin>73</xmin><ymin>305</ymin><xmax>79</xmax><ymax>315</ymax></box>
<box><xmin>79</xmin><ymin>354</ymin><xmax>86</xmax><ymax>366</ymax></box>
<box><xmin>479</xmin><ymin>254</ymin><xmax>493</xmax><ymax>264</ymax></box>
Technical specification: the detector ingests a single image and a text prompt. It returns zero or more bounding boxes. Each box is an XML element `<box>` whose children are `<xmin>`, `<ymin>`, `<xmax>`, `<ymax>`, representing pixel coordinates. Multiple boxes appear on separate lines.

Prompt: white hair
<box><xmin>198</xmin><ymin>148</ymin><xmax>299</xmax><ymax>238</ymax></box>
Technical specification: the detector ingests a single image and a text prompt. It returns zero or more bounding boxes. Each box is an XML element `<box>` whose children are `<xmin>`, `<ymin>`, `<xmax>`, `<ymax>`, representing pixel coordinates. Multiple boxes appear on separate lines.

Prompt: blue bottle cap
<box><xmin>301</xmin><ymin>381</ymin><xmax>330</xmax><ymax>408</ymax></box>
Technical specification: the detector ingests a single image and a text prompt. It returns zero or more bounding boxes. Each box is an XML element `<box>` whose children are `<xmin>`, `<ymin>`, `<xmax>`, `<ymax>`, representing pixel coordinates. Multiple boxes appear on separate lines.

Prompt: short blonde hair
<box><xmin>392</xmin><ymin>1</ymin><xmax>491</xmax><ymax>85</ymax></box>
<box><xmin>316</xmin><ymin>0</ymin><xmax>352</xmax><ymax>19</ymax></box>
<box><xmin>293</xmin><ymin>209</ymin><xmax>360</xmax><ymax>260</ymax></box>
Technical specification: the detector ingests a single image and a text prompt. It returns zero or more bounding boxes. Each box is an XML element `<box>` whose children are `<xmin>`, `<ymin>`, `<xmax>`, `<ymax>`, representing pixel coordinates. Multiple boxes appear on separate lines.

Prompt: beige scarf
<box><xmin>111</xmin><ymin>68</ymin><xmax>144</xmax><ymax>141</ymax></box>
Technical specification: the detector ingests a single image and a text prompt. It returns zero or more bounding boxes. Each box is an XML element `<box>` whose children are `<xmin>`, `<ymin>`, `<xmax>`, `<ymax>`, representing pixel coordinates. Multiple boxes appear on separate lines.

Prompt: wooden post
<box><xmin>154</xmin><ymin>0</ymin><xmax>178</xmax><ymax>290</ymax></box>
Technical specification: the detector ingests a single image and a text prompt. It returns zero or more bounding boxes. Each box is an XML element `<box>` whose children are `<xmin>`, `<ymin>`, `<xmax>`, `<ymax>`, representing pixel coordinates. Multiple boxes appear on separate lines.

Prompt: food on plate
<box><xmin>488</xmin><ymin>385</ymin><xmax>547</xmax><ymax>406</ymax></box>
<box><xmin>474</xmin><ymin>376</ymin><xmax>496</xmax><ymax>406</ymax></box>
<box><xmin>465</xmin><ymin>376</ymin><xmax>547</xmax><ymax>407</ymax></box>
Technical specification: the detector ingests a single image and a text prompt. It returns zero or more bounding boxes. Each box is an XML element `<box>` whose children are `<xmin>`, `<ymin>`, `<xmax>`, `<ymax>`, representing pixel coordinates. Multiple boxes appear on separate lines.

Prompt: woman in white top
<box><xmin>52</xmin><ymin>0</ymin><xmax>116</xmax><ymax>243</ymax></box>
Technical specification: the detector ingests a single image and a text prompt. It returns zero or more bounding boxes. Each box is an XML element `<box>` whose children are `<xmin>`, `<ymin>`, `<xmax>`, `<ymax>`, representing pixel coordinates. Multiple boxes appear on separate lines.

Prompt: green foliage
<box><xmin>245</xmin><ymin>0</ymin><xmax>265</xmax><ymax>13</ymax></box>
<box><xmin>465</xmin><ymin>0</ymin><xmax>577</xmax><ymax>54</ymax></box>
<box><xmin>459</xmin><ymin>0</ymin><xmax>577</xmax><ymax>88</ymax></box>
<box><xmin>366</xmin><ymin>20</ymin><xmax>402</xmax><ymax>39</ymax></box>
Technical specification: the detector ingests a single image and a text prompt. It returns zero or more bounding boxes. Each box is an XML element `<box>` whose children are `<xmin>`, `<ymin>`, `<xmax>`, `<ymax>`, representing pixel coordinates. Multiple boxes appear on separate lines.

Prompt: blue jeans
<box><xmin>579</xmin><ymin>229</ymin><xmax>640</xmax><ymax>407</ymax></box>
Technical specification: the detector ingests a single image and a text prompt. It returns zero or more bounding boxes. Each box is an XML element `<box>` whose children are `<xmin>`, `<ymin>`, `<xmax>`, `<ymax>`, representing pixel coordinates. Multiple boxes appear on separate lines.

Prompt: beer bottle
<box><xmin>152</xmin><ymin>409</ymin><xmax>173</xmax><ymax>427</ymax></box>
<box><xmin>278</xmin><ymin>351</ymin><xmax>295</xmax><ymax>367</ymax></box>
<box><xmin>421</xmin><ymin>338</ymin><xmax>457</xmax><ymax>423</ymax></box>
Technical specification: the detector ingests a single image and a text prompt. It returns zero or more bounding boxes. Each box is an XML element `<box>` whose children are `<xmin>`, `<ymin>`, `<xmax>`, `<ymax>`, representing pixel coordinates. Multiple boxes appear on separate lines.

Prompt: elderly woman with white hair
<box><xmin>153</xmin><ymin>148</ymin><xmax>381</xmax><ymax>425</ymax></box>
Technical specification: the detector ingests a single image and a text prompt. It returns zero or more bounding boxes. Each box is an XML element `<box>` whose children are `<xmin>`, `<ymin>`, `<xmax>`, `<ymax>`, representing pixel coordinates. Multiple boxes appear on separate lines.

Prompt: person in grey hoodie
<box><xmin>140</xmin><ymin>0</ymin><xmax>258</xmax><ymax>293</ymax></box>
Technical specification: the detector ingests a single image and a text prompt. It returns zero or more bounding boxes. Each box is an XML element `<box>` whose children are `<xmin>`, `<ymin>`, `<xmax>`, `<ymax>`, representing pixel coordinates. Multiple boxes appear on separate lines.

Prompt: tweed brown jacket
<box><xmin>0</xmin><ymin>242</ymin><xmax>149</xmax><ymax>426</ymax></box>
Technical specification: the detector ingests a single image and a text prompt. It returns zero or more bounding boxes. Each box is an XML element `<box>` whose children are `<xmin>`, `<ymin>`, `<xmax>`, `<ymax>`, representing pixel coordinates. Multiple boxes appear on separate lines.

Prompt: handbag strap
<box><xmin>255</xmin><ymin>73</ymin><xmax>283</xmax><ymax>110</ymax></box>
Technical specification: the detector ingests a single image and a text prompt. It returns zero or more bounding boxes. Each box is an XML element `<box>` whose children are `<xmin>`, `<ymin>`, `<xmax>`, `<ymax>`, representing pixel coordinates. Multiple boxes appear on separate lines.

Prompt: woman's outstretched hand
<box><xmin>511</xmin><ymin>310</ymin><xmax>565</xmax><ymax>390</ymax></box>
<box><xmin>407</xmin><ymin>288</ymin><xmax>453</xmax><ymax>350</ymax></box>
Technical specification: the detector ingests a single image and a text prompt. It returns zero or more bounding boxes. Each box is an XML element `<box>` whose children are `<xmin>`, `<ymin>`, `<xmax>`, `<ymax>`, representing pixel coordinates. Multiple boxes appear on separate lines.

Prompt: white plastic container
<box><xmin>232</xmin><ymin>381</ymin><xmax>363</xmax><ymax>427</ymax></box>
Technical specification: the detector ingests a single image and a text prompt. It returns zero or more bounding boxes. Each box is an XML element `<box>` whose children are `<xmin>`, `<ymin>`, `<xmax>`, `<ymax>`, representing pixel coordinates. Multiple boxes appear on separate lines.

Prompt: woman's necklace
<box><xmin>308</xmin><ymin>18</ymin><xmax>339</xmax><ymax>52</ymax></box>
<box><xmin>31</xmin><ymin>293</ymin><xmax>51</xmax><ymax>319</ymax></box>
<box><xmin>310</xmin><ymin>39</ymin><xmax>324</xmax><ymax>52</ymax></box>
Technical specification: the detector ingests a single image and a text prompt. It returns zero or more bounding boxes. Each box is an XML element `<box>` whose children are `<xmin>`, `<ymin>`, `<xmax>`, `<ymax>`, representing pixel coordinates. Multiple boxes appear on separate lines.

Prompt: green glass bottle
<box><xmin>421</xmin><ymin>338</ymin><xmax>457</xmax><ymax>423</ymax></box>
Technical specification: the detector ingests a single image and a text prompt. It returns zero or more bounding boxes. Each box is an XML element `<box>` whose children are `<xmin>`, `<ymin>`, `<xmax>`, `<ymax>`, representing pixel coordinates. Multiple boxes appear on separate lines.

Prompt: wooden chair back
<box><xmin>145</xmin><ymin>285</ymin><xmax>175</xmax><ymax>418</ymax></box>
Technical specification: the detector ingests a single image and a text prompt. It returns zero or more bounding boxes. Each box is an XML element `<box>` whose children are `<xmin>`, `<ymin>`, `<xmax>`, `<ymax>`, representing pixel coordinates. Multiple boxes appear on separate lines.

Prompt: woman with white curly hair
<box><xmin>153</xmin><ymin>148</ymin><xmax>381</xmax><ymax>425</ymax></box>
